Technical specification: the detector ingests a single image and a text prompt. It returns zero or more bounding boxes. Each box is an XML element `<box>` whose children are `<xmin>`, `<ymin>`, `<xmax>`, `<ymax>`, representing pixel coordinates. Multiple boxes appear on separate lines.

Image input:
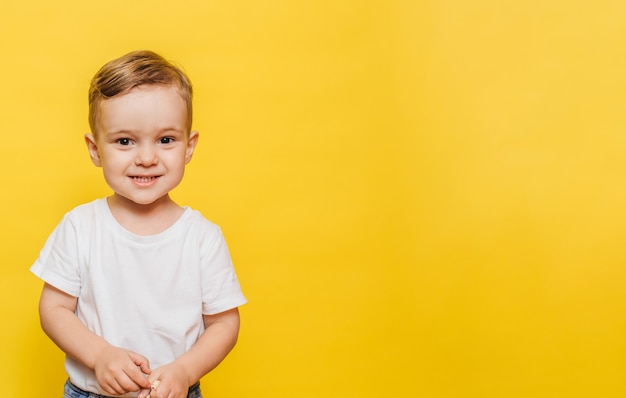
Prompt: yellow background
<box><xmin>2</xmin><ymin>0</ymin><xmax>626</xmax><ymax>396</ymax></box>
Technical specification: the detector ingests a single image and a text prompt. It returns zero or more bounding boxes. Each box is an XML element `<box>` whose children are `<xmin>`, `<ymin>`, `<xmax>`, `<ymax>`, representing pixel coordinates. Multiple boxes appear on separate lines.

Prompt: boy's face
<box><xmin>85</xmin><ymin>85</ymin><xmax>198</xmax><ymax>207</ymax></box>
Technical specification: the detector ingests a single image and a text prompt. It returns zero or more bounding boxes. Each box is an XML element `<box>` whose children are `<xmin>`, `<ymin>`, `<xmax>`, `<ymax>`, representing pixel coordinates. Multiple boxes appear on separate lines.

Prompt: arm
<box><xmin>39</xmin><ymin>283</ymin><xmax>152</xmax><ymax>394</ymax></box>
<box><xmin>138</xmin><ymin>307</ymin><xmax>241</xmax><ymax>398</ymax></box>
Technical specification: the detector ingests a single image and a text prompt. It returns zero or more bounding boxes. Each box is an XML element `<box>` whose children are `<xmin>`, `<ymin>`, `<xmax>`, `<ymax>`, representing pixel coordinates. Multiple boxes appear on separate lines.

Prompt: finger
<box><xmin>102</xmin><ymin>379</ymin><xmax>125</xmax><ymax>396</ymax></box>
<box><xmin>137</xmin><ymin>387</ymin><xmax>151</xmax><ymax>398</ymax></box>
<box><xmin>146</xmin><ymin>380</ymin><xmax>161</xmax><ymax>398</ymax></box>
<box><xmin>117</xmin><ymin>374</ymin><xmax>148</xmax><ymax>392</ymax></box>
<box><xmin>130</xmin><ymin>352</ymin><xmax>152</xmax><ymax>374</ymax></box>
<box><xmin>125</xmin><ymin>366</ymin><xmax>151</xmax><ymax>389</ymax></box>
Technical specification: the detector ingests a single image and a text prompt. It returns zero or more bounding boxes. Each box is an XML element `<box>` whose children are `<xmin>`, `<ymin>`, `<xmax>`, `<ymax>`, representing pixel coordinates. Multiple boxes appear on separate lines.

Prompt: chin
<box><xmin>115</xmin><ymin>193</ymin><xmax>168</xmax><ymax>206</ymax></box>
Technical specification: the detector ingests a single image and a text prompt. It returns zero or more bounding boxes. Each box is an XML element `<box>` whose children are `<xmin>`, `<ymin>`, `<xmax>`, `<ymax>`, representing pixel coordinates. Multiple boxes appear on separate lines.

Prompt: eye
<box><xmin>160</xmin><ymin>137</ymin><xmax>174</xmax><ymax>144</ymax></box>
<box><xmin>116</xmin><ymin>138</ymin><xmax>131</xmax><ymax>145</ymax></box>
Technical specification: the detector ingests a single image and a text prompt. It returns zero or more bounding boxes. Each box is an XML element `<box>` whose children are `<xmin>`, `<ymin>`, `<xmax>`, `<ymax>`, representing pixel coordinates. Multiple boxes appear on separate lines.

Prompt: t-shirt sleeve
<box><xmin>200</xmin><ymin>226</ymin><xmax>247</xmax><ymax>315</ymax></box>
<box><xmin>30</xmin><ymin>214</ymin><xmax>81</xmax><ymax>297</ymax></box>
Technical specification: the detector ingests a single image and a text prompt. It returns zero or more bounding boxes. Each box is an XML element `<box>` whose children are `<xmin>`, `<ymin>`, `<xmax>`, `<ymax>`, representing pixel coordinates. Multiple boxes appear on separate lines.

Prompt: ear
<box><xmin>185</xmin><ymin>131</ymin><xmax>199</xmax><ymax>164</ymax></box>
<box><xmin>85</xmin><ymin>133</ymin><xmax>102</xmax><ymax>167</ymax></box>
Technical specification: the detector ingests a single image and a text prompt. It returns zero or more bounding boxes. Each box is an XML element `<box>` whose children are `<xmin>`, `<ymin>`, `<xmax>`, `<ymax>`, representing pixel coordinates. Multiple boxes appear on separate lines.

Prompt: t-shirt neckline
<box><xmin>97</xmin><ymin>198</ymin><xmax>191</xmax><ymax>242</ymax></box>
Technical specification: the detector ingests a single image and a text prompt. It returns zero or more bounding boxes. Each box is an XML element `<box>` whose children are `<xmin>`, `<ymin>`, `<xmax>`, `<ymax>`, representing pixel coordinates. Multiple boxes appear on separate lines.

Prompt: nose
<box><xmin>135</xmin><ymin>144</ymin><xmax>158</xmax><ymax>166</ymax></box>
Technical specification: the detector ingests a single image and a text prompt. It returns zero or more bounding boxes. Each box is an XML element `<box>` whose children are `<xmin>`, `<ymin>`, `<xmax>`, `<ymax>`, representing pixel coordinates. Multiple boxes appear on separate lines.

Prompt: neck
<box><xmin>107</xmin><ymin>194</ymin><xmax>184</xmax><ymax>235</ymax></box>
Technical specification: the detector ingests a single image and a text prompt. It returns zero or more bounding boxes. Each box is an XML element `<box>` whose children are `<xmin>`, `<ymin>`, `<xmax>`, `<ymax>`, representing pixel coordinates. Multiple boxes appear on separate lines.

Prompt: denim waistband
<box><xmin>65</xmin><ymin>379</ymin><xmax>201</xmax><ymax>397</ymax></box>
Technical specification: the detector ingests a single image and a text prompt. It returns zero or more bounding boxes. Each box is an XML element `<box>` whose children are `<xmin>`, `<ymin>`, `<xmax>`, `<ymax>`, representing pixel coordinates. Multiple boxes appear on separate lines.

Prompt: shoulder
<box><xmin>182</xmin><ymin>207</ymin><xmax>223</xmax><ymax>234</ymax></box>
<box><xmin>63</xmin><ymin>199</ymin><xmax>106</xmax><ymax>224</ymax></box>
<box><xmin>179</xmin><ymin>208</ymin><xmax>228</xmax><ymax>248</ymax></box>
<box><xmin>57</xmin><ymin>198</ymin><xmax>107</xmax><ymax>233</ymax></box>
<box><xmin>64</xmin><ymin>198</ymin><xmax>105</xmax><ymax>219</ymax></box>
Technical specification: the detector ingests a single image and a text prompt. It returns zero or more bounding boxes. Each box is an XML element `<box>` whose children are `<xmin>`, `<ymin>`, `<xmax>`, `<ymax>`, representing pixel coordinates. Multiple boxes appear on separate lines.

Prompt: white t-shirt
<box><xmin>31</xmin><ymin>198</ymin><xmax>247</xmax><ymax>396</ymax></box>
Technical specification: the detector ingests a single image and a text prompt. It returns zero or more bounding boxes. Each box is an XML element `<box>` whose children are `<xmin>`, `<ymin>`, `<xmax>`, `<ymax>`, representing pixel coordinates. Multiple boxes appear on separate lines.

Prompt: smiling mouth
<box><xmin>131</xmin><ymin>176</ymin><xmax>160</xmax><ymax>183</ymax></box>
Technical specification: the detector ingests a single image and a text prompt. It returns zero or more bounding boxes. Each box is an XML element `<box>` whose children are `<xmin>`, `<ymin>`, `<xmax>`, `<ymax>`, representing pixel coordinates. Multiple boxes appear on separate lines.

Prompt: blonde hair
<box><xmin>88</xmin><ymin>50</ymin><xmax>193</xmax><ymax>136</ymax></box>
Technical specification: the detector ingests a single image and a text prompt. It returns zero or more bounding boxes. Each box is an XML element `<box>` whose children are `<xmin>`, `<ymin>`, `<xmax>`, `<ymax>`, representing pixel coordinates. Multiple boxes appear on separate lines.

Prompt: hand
<box><xmin>137</xmin><ymin>362</ymin><xmax>190</xmax><ymax>398</ymax></box>
<box><xmin>93</xmin><ymin>345</ymin><xmax>152</xmax><ymax>395</ymax></box>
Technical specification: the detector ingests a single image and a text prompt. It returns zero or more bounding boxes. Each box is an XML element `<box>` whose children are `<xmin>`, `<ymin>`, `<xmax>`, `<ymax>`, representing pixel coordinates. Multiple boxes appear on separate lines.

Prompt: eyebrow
<box><xmin>105</xmin><ymin>127</ymin><xmax>185</xmax><ymax>136</ymax></box>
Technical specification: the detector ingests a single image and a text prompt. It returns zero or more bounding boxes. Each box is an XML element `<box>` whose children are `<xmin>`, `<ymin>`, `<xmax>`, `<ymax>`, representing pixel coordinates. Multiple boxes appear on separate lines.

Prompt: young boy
<box><xmin>31</xmin><ymin>50</ymin><xmax>247</xmax><ymax>398</ymax></box>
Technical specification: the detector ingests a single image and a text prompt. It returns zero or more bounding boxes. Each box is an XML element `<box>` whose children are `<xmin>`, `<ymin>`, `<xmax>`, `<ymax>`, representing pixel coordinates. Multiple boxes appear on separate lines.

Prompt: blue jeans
<box><xmin>64</xmin><ymin>379</ymin><xmax>202</xmax><ymax>398</ymax></box>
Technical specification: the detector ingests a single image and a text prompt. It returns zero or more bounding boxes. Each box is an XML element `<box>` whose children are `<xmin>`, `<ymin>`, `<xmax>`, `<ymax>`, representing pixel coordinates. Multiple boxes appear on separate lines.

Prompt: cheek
<box><xmin>165</xmin><ymin>149</ymin><xmax>189</xmax><ymax>165</ymax></box>
<box><xmin>100</xmin><ymin>152</ymin><xmax>129</xmax><ymax>173</ymax></box>
<box><xmin>101</xmin><ymin>163</ymin><xmax>122</xmax><ymax>183</ymax></box>
<box><xmin>101</xmin><ymin>148</ymin><xmax>131</xmax><ymax>162</ymax></box>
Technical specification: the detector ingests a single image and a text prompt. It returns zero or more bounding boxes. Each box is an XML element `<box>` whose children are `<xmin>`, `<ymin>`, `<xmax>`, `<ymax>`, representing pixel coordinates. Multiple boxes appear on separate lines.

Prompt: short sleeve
<box><xmin>30</xmin><ymin>214</ymin><xmax>82</xmax><ymax>297</ymax></box>
<box><xmin>200</xmin><ymin>226</ymin><xmax>247</xmax><ymax>315</ymax></box>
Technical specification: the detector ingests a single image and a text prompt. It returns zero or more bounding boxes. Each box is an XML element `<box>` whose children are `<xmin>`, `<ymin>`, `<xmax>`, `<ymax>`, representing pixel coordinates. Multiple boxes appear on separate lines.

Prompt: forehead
<box><xmin>96</xmin><ymin>85</ymin><xmax>188</xmax><ymax>135</ymax></box>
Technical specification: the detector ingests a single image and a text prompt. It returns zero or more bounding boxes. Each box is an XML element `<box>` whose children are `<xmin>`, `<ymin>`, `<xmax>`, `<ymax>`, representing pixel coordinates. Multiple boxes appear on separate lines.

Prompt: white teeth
<box><xmin>133</xmin><ymin>176</ymin><xmax>156</xmax><ymax>183</ymax></box>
